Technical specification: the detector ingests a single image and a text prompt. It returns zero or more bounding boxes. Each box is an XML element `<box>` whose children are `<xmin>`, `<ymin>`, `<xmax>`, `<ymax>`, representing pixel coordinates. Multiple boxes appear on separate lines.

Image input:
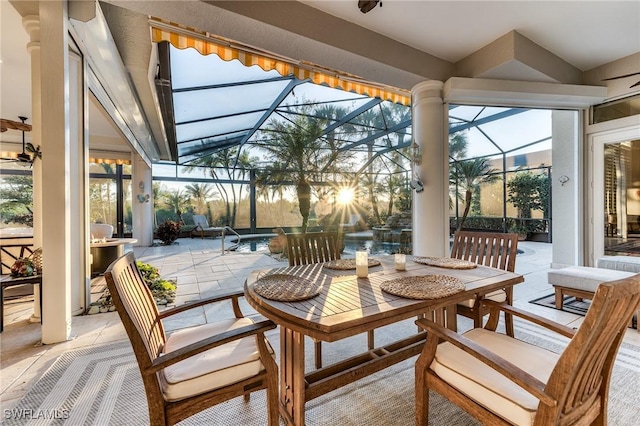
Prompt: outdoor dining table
<box><xmin>244</xmin><ymin>255</ymin><xmax>524</xmax><ymax>425</ymax></box>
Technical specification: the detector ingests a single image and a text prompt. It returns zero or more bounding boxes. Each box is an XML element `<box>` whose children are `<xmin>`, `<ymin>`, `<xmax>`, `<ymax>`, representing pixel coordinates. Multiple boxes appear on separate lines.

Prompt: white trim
<box><xmin>444</xmin><ymin>77</ymin><xmax>607</xmax><ymax>109</ymax></box>
<box><xmin>587</xmin><ymin>122</ymin><xmax>640</xmax><ymax>263</ymax></box>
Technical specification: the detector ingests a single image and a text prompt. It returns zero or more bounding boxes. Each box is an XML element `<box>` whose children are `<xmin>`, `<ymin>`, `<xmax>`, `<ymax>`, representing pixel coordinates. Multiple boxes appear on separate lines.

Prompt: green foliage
<box><xmin>0</xmin><ymin>175</ymin><xmax>33</xmax><ymax>225</ymax></box>
<box><xmin>450</xmin><ymin>158</ymin><xmax>499</xmax><ymax>230</ymax></box>
<box><xmin>136</xmin><ymin>260</ymin><xmax>176</xmax><ymax>304</ymax></box>
<box><xmin>156</xmin><ymin>220</ymin><xmax>181</xmax><ymax>245</ymax></box>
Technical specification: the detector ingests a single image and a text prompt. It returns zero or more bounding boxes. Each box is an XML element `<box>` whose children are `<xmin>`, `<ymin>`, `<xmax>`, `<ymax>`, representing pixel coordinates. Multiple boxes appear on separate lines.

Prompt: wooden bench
<box><xmin>1</xmin><ymin>240</ymin><xmax>42</xmax><ymax>332</ymax></box>
<box><xmin>548</xmin><ymin>266</ymin><xmax>638</xmax><ymax>332</ymax></box>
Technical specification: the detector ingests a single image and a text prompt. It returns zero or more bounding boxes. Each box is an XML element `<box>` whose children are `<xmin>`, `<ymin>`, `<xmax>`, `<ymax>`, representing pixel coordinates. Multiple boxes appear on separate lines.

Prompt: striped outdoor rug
<box><xmin>5</xmin><ymin>317</ymin><xmax>639</xmax><ymax>425</ymax></box>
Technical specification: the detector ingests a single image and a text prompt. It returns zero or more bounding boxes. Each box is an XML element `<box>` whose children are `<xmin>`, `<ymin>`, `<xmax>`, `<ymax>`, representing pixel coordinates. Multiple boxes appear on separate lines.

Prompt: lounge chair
<box><xmin>190</xmin><ymin>214</ymin><xmax>224</xmax><ymax>239</ymax></box>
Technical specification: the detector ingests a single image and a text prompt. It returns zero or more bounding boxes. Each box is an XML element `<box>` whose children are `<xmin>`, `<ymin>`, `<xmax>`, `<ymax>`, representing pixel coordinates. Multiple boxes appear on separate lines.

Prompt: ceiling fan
<box><xmin>601</xmin><ymin>71</ymin><xmax>640</xmax><ymax>88</ymax></box>
<box><xmin>0</xmin><ymin>116</ymin><xmax>39</xmax><ymax>167</ymax></box>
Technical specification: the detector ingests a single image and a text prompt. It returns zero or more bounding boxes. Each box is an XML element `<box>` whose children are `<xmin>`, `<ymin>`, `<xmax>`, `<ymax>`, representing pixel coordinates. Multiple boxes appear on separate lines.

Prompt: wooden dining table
<box><xmin>244</xmin><ymin>255</ymin><xmax>524</xmax><ymax>425</ymax></box>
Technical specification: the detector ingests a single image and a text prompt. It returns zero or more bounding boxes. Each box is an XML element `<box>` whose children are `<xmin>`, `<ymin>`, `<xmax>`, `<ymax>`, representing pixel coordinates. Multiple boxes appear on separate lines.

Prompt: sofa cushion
<box><xmin>597</xmin><ymin>256</ymin><xmax>640</xmax><ymax>273</ymax></box>
<box><xmin>431</xmin><ymin>328</ymin><xmax>559</xmax><ymax>426</ymax></box>
<box><xmin>159</xmin><ymin>317</ymin><xmax>273</xmax><ymax>402</ymax></box>
<box><xmin>547</xmin><ymin>266</ymin><xmax>634</xmax><ymax>293</ymax></box>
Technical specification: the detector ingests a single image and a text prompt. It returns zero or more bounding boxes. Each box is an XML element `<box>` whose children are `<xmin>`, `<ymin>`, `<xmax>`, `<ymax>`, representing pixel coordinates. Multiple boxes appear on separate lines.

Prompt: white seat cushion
<box><xmin>548</xmin><ymin>266</ymin><xmax>634</xmax><ymax>293</ymax></box>
<box><xmin>430</xmin><ymin>328</ymin><xmax>559</xmax><ymax>426</ymax></box>
<box><xmin>457</xmin><ymin>289</ymin><xmax>506</xmax><ymax>308</ymax></box>
<box><xmin>159</xmin><ymin>317</ymin><xmax>273</xmax><ymax>402</ymax></box>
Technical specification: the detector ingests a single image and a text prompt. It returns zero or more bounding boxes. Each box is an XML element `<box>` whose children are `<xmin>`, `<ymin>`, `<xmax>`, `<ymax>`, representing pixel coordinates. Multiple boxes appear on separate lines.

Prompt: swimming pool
<box><xmin>231</xmin><ymin>235</ymin><xmax>404</xmax><ymax>255</ymax></box>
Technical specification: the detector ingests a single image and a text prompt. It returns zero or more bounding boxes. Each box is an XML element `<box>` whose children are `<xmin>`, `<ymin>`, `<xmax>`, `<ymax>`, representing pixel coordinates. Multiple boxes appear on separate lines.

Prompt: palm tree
<box><xmin>184</xmin><ymin>183</ymin><xmax>216</xmax><ymax>215</ymax></box>
<box><xmin>162</xmin><ymin>188</ymin><xmax>190</xmax><ymax>221</ymax></box>
<box><xmin>450</xmin><ymin>158</ymin><xmax>499</xmax><ymax>230</ymax></box>
<box><xmin>256</xmin><ymin>104</ymin><xmax>350</xmax><ymax>232</ymax></box>
<box><xmin>183</xmin><ymin>147</ymin><xmax>254</xmax><ymax>227</ymax></box>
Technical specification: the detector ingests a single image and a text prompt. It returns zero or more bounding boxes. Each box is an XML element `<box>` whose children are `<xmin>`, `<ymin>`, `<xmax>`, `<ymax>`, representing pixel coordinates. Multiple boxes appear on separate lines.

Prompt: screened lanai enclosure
<box><xmin>1</xmin><ymin>39</ymin><xmax>560</xmax><ymax>249</ymax></box>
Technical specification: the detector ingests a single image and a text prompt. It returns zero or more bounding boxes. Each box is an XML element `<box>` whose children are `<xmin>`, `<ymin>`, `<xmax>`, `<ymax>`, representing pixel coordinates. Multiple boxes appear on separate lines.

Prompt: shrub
<box><xmin>136</xmin><ymin>260</ymin><xmax>176</xmax><ymax>304</ymax></box>
<box><xmin>156</xmin><ymin>220</ymin><xmax>181</xmax><ymax>245</ymax></box>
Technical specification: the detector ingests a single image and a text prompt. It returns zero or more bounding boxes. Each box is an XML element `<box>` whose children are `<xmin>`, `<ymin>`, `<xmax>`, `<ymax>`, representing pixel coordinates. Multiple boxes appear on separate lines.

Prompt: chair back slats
<box><xmin>540</xmin><ymin>275</ymin><xmax>640</xmax><ymax>424</ymax></box>
<box><xmin>287</xmin><ymin>232</ymin><xmax>341</xmax><ymax>266</ymax></box>
<box><xmin>451</xmin><ymin>231</ymin><xmax>518</xmax><ymax>272</ymax></box>
<box><xmin>105</xmin><ymin>252</ymin><xmax>166</xmax><ymax>367</ymax></box>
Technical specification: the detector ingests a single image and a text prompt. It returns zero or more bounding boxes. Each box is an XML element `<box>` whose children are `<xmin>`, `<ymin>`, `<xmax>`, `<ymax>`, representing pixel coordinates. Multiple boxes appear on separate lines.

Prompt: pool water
<box><xmin>232</xmin><ymin>236</ymin><xmax>403</xmax><ymax>255</ymax></box>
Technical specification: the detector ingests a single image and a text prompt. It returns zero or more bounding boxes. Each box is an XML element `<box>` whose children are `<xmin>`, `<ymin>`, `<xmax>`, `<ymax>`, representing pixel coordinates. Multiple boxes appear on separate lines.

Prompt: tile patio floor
<box><xmin>1</xmin><ymin>237</ymin><xmax>639</xmax><ymax>412</ymax></box>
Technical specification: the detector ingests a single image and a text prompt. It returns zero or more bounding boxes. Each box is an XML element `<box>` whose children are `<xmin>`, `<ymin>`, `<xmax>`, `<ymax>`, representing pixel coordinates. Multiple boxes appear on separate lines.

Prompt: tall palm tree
<box><xmin>256</xmin><ymin>104</ymin><xmax>351</xmax><ymax>232</ymax></box>
<box><xmin>450</xmin><ymin>158</ymin><xmax>499</xmax><ymax>230</ymax></box>
<box><xmin>184</xmin><ymin>183</ymin><xmax>216</xmax><ymax>215</ymax></box>
<box><xmin>183</xmin><ymin>147</ymin><xmax>252</xmax><ymax>227</ymax></box>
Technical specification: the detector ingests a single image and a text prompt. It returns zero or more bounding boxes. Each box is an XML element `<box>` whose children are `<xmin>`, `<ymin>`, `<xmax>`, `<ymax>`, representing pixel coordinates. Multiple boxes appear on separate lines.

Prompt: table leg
<box><xmin>280</xmin><ymin>327</ymin><xmax>306</xmax><ymax>425</ymax></box>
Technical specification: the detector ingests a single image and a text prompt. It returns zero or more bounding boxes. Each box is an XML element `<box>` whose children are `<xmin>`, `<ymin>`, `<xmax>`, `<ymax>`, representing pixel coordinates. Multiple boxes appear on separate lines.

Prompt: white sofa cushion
<box><xmin>597</xmin><ymin>256</ymin><xmax>640</xmax><ymax>273</ymax></box>
<box><xmin>159</xmin><ymin>317</ymin><xmax>273</xmax><ymax>402</ymax></box>
<box><xmin>547</xmin><ymin>266</ymin><xmax>634</xmax><ymax>293</ymax></box>
<box><xmin>457</xmin><ymin>289</ymin><xmax>506</xmax><ymax>308</ymax></box>
<box><xmin>431</xmin><ymin>328</ymin><xmax>559</xmax><ymax>426</ymax></box>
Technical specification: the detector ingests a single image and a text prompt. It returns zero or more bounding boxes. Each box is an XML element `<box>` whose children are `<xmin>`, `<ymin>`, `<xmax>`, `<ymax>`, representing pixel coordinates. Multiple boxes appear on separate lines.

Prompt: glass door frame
<box><xmin>587</xmin><ymin>120</ymin><xmax>640</xmax><ymax>264</ymax></box>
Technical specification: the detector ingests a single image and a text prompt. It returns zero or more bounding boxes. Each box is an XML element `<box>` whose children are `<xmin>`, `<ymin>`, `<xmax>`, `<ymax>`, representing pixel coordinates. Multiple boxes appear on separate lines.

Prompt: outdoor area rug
<box><xmin>530</xmin><ymin>293</ymin><xmax>638</xmax><ymax>329</ymax></box>
<box><xmin>5</xmin><ymin>318</ymin><xmax>639</xmax><ymax>425</ymax></box>
<box><xmin>529</xmin><ymin>293</ymin><xmax>591</xmax><ymax>316</ymax></box>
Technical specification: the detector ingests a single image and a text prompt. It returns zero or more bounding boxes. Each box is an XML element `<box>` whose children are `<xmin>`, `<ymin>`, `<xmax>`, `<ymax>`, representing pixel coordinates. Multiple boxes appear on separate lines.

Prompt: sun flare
<box><xmin>336</xmin><ymin>187</ymin><xmax>355</xmax><ymax>205</ymax></box>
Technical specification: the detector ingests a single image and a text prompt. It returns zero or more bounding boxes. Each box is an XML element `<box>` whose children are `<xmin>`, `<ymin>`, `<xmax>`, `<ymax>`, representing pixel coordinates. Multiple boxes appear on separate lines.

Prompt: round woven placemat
<box><xmin>412</xmin><ymin>256</ymin><xmax>477</xmax><ymax>269</ymax></box>
<box><xmin>323</xmin><ymin>258</ymin><xmax>382</xmax><ymax>270</ymax></box>
<box><xmin>380</xmin><ymin>275</ymin><xmax>466</xmax><ymax>300</ymax></box>
<box><xmin>253</xmin><ymin>273</ymin><xmax>323</xmax><ymax>301</ymax></box>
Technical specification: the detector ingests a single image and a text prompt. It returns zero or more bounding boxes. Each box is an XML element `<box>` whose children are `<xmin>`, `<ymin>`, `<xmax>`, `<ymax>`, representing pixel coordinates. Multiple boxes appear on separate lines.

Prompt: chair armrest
<box><xmin>158</xmin><ymin>289</ymin><xmax>245</xmax><ymax>319</ymax></box>
<box><xmin>145</xmin><ymin>319</ymin><xmax>276</xmax><ymax>374</ymax></box>
<box><xmin>415</xmin><ymin>318</ymin><xmax>557</xmax><ymax>407</ymax></box>
<box><xmin>483</xmin><ymin>300</ymin><xmax>576</xmax><ymax>338</ymax></box>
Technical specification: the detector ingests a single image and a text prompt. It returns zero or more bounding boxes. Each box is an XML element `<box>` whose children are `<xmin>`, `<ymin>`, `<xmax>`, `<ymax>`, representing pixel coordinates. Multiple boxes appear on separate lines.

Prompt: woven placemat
<box><xmin>413</xmin><ymin>256</ymin><xmax>477</xmax><ymax>269</ymax></box>
<box><xmin>323</xmin><ymin>258</ymin><xmax>382</xmax><ymax>270</ymax></box>
<box><xmin>253</xmin><ymin>273</ymin><xmax>323</xmax><ymax>301</ymax></box>
<box><xmin>380</xmin><ymin>275</ymin><xmax>466</xmax><ymax>300</ymax></box>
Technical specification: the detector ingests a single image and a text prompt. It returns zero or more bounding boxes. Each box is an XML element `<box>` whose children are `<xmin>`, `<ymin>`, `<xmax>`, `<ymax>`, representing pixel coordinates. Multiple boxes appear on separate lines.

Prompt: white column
<box><xmin>551</xmin><ymin>110</ymin><xmax>581</xmax><ymax>267</ymax></box>
<box><xmin>39</xmin><ymin>0</ymin><xmax>73</xmax><ymax>343</ymax></box>
<box><xmin>22</xmin><ymin>16</ymin><xmax>43</xmax><ymax>322</ymax></box>
<box><xmin>132</xmin><ymin>154</ymin><xmax>154</xmax><ymax>246</ymax></box>
<box><xmin>411</xmin><ymin>81</ymin><xmax>448</xmax><ymax>257</ymax></box>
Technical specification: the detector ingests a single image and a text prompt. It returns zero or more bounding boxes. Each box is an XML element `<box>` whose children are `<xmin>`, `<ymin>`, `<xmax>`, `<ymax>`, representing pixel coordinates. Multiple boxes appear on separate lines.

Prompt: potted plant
<box><xmin>156</xmin><ymin>219</ymin><xmax>181</xmax><ymax>245</ymax></box>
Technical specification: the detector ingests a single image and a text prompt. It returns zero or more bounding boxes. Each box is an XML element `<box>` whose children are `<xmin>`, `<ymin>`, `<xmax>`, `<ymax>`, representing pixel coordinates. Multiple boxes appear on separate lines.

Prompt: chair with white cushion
<box><xmin>451</xmin><ymin>231</ymin><xmax>518</xmax><ymax>336</ymax></box>
<box><xmin>104</xmin><ymin>252</ymin><xmax>279</xmax><ymax>426</ymax></box>
<box><xmin>415</xmin><ymin>274</ymin><xmax>640</xmax><ymax>426</ymax></box>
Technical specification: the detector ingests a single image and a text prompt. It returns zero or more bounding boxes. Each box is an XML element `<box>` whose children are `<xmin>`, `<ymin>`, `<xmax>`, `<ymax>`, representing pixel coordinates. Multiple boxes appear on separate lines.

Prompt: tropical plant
<box><xmin>450</xmin><ymin>158</ymin><xmax>499</xmax><ymax>230</ymax></box>
<box><xmin>135</xmin><ymin>260</ymin><xmax>177</xmax><ymax>304</ymax></box>
<box><xmin>156</xmin><ymin>219</ymin><xmax>181</xmax><ymax>245</ymax></box>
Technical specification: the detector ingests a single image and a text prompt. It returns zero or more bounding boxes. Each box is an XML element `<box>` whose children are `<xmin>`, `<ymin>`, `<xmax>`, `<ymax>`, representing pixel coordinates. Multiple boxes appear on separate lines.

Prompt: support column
<box><xmin>22</xmin><ymin>16</ymin><xmax>43</xmax><ymax>323</ymax></box>
<box><xmin>551</xmin><ymin>110</ymin><xmax>581</xmax><ymax>267</ymax></box>
<box><xmin>411</xmin><ymin>81</ymin><xmax>448</xmax><ymax>257</ymax></box>
<box><xmin>39</xmin><ymin>1</ymin><xmax>73</xmax><ymax>343</ymax></box>
<box><xmin>132</xmin><ymin>154</ymin><xmax>154</xmax><ymax>246</ymax></box>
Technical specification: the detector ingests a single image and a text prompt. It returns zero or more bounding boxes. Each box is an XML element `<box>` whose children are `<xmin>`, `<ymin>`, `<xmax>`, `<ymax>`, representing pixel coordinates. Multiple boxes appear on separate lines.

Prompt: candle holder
<box><xmin>356</xmin><ymin>251</ymin><xmax>368</xmax><ymax>278</ymax></box>
<box><xmin>394</xmin><ymin>253</ymin><xmax>406</xmax><ymax>271</ymax></box>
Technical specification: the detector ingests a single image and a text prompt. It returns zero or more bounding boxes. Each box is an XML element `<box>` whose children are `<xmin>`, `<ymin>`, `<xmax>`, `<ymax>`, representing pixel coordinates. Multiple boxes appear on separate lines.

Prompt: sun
<box><xmin>336</xmin><ymin>187</ymin><xmax>355</xmax><ymax>205</ymax></box>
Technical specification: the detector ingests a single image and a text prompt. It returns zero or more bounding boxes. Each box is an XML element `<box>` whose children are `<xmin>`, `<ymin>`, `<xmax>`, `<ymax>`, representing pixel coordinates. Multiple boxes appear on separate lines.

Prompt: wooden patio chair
<box><xmin>286</xmin><ymin>231</ymin><xmax>341</xmax><ymax>368</ymax></box>
<box><xmin>450</xmin><ymin>231</ymin><xmax>519</xmax><ymax>336</ymax></box>
<box><xmin>415</xmin><ymin>274</ymin><xmax>640</xmax><ymax>426</ymax></box>
<box><xmin>104</xmin><ymin>252</ymin><xmax>279</xmax><ymax>426</ymax></box>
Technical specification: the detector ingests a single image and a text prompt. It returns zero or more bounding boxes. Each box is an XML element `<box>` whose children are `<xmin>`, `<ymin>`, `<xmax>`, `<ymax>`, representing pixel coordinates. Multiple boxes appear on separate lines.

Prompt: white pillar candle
<box><xmin>356</xmin><ymin>251</ymin><xmax>368</xmax><ymax>278</ymax></box>
<box><xmin>395</xmin><ymin>253</ymin><xmax>406</xmax><ymax>271</ymax></box>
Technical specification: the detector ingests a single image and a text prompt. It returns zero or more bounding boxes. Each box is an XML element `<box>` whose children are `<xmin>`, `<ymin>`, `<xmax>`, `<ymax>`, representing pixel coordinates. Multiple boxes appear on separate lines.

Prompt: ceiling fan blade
<box><xmin>0</xmin><ymin>118</ymin><xmax>32</xmax><ymax>133</ymax></box>
<box><xmin>602</xmin><ymin>71</ymin><xmax>640</xmax><ymax>81</ymax></box>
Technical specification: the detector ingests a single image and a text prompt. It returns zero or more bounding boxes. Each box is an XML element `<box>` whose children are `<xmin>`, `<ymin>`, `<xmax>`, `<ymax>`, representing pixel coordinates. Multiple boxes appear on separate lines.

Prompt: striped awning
<box><xmin>149</xmin><ymin>18</ymin><xmax>411</xmax><ymax>106</ymax></box>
